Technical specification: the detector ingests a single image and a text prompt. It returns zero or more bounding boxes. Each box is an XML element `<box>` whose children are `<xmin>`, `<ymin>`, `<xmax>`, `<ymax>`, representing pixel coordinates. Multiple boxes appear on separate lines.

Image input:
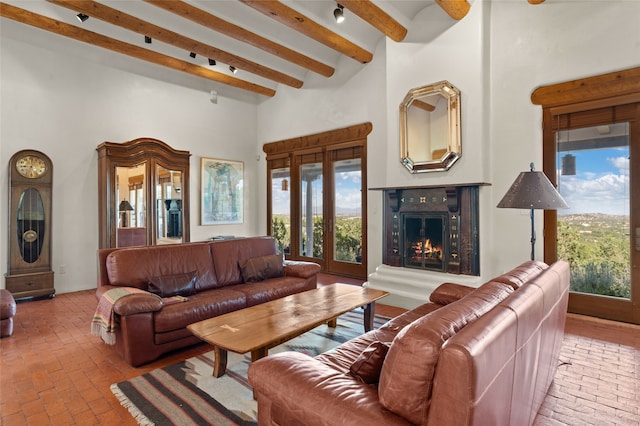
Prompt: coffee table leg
<box><xmin>327</xmin><ymin>317</ymin><xmax>338</xmax><ymax>328</ymax></box>
<box><xmin>213</xmin><ymin>346</ymin><xmax>228</xmax><ymax>378</ymax></box>
<box><xmin>252</xmin><ymin>347</ymin><xmax>268</xmax><ymax>362</ymax></box>
<box><xmin>364</xmin><ymin>301</ymin><xmax>376</xmax><ymax>332</ymax></box>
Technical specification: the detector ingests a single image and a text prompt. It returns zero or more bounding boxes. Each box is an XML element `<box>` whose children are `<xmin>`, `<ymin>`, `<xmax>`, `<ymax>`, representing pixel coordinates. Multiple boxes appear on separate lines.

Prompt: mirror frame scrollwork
<box><xmin>400</xmin><ymin>81</ymin><xmax>461</xmax><ymax>173</ymax></box>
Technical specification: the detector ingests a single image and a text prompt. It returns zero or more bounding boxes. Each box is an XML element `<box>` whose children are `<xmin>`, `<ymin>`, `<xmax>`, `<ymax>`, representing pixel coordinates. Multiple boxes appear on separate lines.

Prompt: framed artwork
<box><xmin>200</xmin><ymin>157</ymin><xmax>244</xmax><ymax>225</ymax></box>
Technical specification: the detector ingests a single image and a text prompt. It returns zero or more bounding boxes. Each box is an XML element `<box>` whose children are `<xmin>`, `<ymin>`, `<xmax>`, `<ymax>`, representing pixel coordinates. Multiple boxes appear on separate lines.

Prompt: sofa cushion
<box><xmin>429</xmin><ymin>282</ymin><xmax>475</xmax><ymax>305</ymax></box>
<box><xmin>349</xmin><ymin>341</ymin><xmax>391</xmax><ymax>384</ymax></box>
<box><xmin>105</xmin><ymin>243</ymin><xmax>217</xmax><ymax>291</ymax></box>
<box><xmin>153</xmin><ymin>288</ymin><xmax>247</xmax><ymax>333</ymax></box>
<box><xmin>492</xmin><ymin>260</ymin><xmax>548</xmax><ymax>289</ymax></box>
<box><xmin>240</xmin><ymin>254</ymin><xmax>283</xmax><ymax>283</ymax></box>
<box><xmin>378</xmin><ymin>281</ymin><xmax>514</xmax><ymax>425</ymax></box>
<box><xmin>209</xmin><ymin>237</ymin><xmax>279</xmax><ymax>286</ymax></box>
<box><xmin>148</xmin><ymin>271</ymin><xmax>197</xmax><ymax>297</ymax></box>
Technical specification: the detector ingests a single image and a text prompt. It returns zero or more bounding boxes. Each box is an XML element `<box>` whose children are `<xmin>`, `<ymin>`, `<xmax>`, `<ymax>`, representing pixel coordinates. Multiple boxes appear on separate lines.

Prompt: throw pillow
<box><xmin>349</xmin><ymin>341</ymin><xmax>391</xmax><ymax>384</ymax></box>
<box><xmin>239</xmin><ymin>254</ymin><xmax>284</xmax><ymax>282</ymax></box>
<box><xmin>147</xmin><ymin>271</ymin><xmax>197</xmax><ymax>297</ymax></box>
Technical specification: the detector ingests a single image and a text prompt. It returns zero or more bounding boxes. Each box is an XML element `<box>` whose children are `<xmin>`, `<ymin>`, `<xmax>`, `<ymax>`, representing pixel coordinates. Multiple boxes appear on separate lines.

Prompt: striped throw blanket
<box><xmin>91</xmin><ymin>287</ymin><xmax>153</xmax><ymax>345</ymax></box>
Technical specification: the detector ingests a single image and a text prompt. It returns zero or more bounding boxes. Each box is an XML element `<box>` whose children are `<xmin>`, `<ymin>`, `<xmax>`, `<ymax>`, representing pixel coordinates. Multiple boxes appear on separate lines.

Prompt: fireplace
<box><xmin>381</xmin><ymin>184</ymin><xmax>484</xmax><ymax>276</ymax></box>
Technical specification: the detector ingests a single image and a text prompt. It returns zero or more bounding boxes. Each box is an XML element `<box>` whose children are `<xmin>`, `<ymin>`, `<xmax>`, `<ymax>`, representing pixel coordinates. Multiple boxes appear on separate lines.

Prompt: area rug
<box><xmin>111</xmin><ymin>310</ymin><xmax>388</xmax><ymax>426</ymax></box>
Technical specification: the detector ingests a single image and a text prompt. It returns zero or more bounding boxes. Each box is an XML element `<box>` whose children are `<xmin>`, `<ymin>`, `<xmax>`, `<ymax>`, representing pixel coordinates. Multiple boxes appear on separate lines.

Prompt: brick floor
<box><xmin>1</xmin><ymin>275</ymin><xmax>638</xmax><ymax>425</ymax></box>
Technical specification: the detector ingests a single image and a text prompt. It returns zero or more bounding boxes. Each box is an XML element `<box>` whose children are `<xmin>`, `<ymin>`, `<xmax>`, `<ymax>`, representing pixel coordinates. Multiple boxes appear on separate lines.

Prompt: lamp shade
<box><xmin>119</xmin><ymin>200</ymin><xmax>134</xmax><ymax>212</ymax></box>
<box><xmin>497</xmin><ymin>165</ymin><xmax>568</xmax><ymax>210</ymax></box>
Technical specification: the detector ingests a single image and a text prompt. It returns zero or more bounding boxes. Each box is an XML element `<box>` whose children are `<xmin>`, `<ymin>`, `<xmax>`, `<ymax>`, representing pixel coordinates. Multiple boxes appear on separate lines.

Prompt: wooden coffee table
<box><xmin>187</xmin><ymin>283</ymin><xmax>389</xmax><ymax>377</ymax></box>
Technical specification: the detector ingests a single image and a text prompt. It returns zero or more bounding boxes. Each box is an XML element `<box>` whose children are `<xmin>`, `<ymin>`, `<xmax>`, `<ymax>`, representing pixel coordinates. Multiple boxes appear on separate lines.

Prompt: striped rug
<box><xmin>111</xmin><ymin>310</ymin><xmax>388</xmax><ymax>426</ymax></box>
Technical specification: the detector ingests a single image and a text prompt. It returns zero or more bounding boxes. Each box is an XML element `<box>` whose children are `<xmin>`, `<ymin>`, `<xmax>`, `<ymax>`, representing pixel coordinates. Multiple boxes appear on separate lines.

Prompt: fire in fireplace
<box><xmin>404</xmin><ymin>214</ymin><xmax>445</xmax><ymax>271</ymax></box>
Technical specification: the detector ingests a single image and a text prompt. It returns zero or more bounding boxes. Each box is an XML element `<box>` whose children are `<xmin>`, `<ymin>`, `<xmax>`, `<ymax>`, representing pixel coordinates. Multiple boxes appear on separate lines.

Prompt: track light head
<box><xmin>76</xmin><ymin>13</ymin><xmax>89</xmax><ymax>23</ymax></box>
<box><xmin>189</xmin><ymin>52</ymin><xmax>196</xmax><ymax>58</ymax></box>
<box><xmin>208</xmin><ymin>58</ymin><xmax>216</xmax><ymax>66</ymax></box>
<box><xmin>144</xmin><ymin>36</ymin><xmax>152</xmax><ymax>44</ymax></box>
<box><xmin>229</xmin><ymin>66</ymin><xmax>237</xmax><ymax>74</ymax></box>
<box><xmin>333</xmin><ymin>4</ymin><xmax>344</xmax><ymax>23</ymax></box>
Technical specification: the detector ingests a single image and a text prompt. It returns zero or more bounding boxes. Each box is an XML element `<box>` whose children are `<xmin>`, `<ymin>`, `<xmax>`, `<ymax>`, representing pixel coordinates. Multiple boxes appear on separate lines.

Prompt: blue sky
<box><xmin>271</xmin><ymin>146</ymin><xmax>630</xmax><ymax>218</ymax></box>
<box><xmin>271</xmin><ymin>171</ymin><xmax>362</xmax><ymax>216</ymax></box>
<box><xmin>558</xmin><ymin>147</ymin><xmax>630</xmax><ymax>216</ymax></box>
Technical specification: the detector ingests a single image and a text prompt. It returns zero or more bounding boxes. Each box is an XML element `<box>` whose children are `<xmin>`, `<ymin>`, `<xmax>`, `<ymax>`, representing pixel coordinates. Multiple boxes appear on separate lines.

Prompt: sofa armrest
<box><xmin>248</xmin><ymin>352</ymin><xmax>409</xmax><ymax>425</ymax></box>
<box><xmin>114</xmin><ymin>292</ymin><xmax>163</xmax><ymax>316</ymax></box>
<box><xmin>97</xmin><ymin>284</ymin><xmax>163</xmax><ymax>316</ymax></box>
<box><xmin>429</xmin><ymin>282</ymin><xmax>475</xmax><ymax>305</ymax></box>
<box><xmin>283</xmin><ymin>260</ymin><xmax>321</xmax><ymax>279</ymax></box>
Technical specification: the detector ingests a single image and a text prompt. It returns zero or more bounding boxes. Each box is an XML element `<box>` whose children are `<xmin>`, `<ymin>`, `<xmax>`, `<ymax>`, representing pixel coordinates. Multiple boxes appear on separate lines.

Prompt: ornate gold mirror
<box><xmin>400</xmin><ymin>81</ymin><xmax>461</xmax><ymax>173</ymax></box>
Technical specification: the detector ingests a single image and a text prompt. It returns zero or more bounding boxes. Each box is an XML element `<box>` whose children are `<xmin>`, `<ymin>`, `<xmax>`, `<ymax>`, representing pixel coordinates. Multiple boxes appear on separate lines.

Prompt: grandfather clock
<box><xmin>6</xmin><ymin>149</ymin><xmax>55</xmax><ymax>299</ymax></box>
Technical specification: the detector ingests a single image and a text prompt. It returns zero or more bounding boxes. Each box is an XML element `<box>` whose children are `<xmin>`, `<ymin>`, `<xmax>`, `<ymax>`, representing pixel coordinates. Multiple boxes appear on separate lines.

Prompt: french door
<box><xmin>535</xmin><ymin>69</ymin><xmax>639</xmax><ymax>324</ymax></box>
<box><xmin>265</xmin><ymin>124</ymin><xmax>370</xmax><ymax>279</ymax></box>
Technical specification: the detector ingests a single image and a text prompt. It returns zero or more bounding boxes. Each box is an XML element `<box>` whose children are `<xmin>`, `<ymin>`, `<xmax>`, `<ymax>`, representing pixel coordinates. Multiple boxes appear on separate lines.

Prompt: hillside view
<box><xmin>557</xmin><ymin>213</ymin><xmax>630</xmax><ymax>298</ymax></box>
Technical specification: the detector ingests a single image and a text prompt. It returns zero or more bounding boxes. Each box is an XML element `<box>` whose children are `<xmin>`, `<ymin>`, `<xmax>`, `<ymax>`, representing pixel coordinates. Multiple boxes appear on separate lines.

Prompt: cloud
<box><xmin>607</xmin><ymin>156</ymin><xmax>629</xmax><ymax>175</ymax></box>
<box><xmin>559</xmin><ymin>172</ymin><xmax>629</xmax><ymax>216</ymax></box>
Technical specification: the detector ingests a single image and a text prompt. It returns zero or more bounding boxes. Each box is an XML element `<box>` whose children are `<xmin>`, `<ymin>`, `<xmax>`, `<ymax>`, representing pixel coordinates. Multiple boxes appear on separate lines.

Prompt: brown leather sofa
<box><xmin>96</xmin><ymin>236</ymin><xmax>320</xmax><ymax>367</ymax></box>
<box><xmin>248</xmin><ymin>260</ymin><xmax>570</xmax><ymax>426</ymax></box>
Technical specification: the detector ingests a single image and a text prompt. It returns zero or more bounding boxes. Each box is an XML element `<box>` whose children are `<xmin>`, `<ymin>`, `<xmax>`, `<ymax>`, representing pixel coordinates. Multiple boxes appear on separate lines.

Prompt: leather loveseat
<box><xmin>248</xmin><ymin>260</ymin><xmax>570</xmax><ymax>426</ymax></box>
<box><xmin>96</xmin><ymin>236</ymin><xmax>320</xmax><ymax>367</ymax></box>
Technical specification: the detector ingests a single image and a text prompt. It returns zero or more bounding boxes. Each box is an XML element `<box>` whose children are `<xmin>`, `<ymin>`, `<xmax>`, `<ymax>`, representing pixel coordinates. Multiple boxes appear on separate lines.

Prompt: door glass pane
<box><xmin>333</xmin><ymin>158</ymin><xmax>362</xmax><ymax>264</ymax></box>
<box><xmin>556</xmin><ymin>122</ymin><xmax>630</xmax><ymax>299</ymax></box>
<box><xmin>156</xmin><ymin>166</ymin><xmax>182</xmax><ymax>244</ymax></box>
<box><xmin>271</xmin><ymin>167</ymin><xmax>291</xmax><ymax>254</ymax></box>
<box><xmin>300</xmin><ymin>162</ymin><xmax>323</xmax><ymax>259</ymax></box>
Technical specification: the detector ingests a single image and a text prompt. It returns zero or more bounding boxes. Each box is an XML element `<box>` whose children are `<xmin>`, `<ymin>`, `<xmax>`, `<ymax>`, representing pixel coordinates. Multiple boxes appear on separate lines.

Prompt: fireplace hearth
<box><xmin>381</xmin><ymin>184</ymin><xmax>485</xmax><ymax>276</ymax></box>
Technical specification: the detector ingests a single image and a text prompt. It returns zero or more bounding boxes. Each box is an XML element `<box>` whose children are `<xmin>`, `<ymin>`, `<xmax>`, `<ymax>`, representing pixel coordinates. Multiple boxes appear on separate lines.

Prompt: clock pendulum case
<box><xmin>6</xmin><ymin>149</ymin><xmax>55</xmax><ymax>299</ymax></box>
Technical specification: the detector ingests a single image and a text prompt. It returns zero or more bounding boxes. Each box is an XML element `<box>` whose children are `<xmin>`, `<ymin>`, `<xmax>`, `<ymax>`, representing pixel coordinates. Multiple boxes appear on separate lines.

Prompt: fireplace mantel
<box><xmin>369</xmin><ymin>182</ymin><xmax>490</xmax><ymax>191</ymax></box>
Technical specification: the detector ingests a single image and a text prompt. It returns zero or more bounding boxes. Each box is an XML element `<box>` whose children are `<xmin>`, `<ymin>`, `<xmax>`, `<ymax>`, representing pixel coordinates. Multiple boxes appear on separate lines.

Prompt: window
<box><xmin>533</xmin><ymin>67</ymin><xmax>640</xmax><ymax>324</ymax></box>
<box><xmin>264</xmin><ymin>123</ymin><xmax>371</xmax><ymax>279</ymax></box>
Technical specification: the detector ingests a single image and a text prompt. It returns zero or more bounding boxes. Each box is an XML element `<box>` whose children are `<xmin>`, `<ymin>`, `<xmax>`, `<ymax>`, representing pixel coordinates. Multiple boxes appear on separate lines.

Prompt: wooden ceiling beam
<box><xmin>239</xmin><ymin>0</ymin><xmax>373</xmax><ymax>64</ymax></box>
<box><xmin>46</xmin><ymin>0</ymin><xmax>303</xmax><ymax>88</ymax></box>
<box><xmin>434</xmin><ymin>1</ymin><xmax>471</xmax><ymax>20</ymax></box>
<box><xmin>144</xmin><ymin>0</ymin><xmax>334</xmax><ymax>78</ymax></box>
<box><xmin>339</xmin><ymin>0</ymin><xmax>407</xmax><ymax>42</ymax></box>
<box><xmin>531</xmin><ymin>67</ymin><xmax>640</xmax><ymax>107</ymax></box>
<box><xmin>0</xmin><ymin>3</ymin><xmax>275</xmax><ymax>97</ymax></box>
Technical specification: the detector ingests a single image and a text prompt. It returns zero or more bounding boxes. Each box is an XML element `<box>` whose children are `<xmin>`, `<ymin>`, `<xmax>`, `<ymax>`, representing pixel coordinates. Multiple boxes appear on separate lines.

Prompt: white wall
<box><xmin>255</xmin><ymin>0</ymin><xmax>640</xmax><ymax>286</ymax></box>
<box><xmin>2</xmin><ymin>0</ymin><xmax>638</xmax><ymax>297</ymax></box>
<box><xmin>488</xmin><ymin>0</ymin><xmax>640</xmax><ymax>273</ymax></box>
<box><xmin>0</xmin><ymin>35</ymin><xmax>258</xmax><ymax>294</ymax></box>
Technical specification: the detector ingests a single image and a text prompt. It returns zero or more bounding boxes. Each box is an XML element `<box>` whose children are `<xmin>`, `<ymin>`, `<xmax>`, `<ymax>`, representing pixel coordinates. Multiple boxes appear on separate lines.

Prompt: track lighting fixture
<box><xmin>144</xmin><ymin>36</ymin><xmax>152</xmax><ymax>44</ymax></box>
<box><xmin>208</xmin><ymin>58</ymin><xmax>216</xmax><ymax>66</ymax></box>
<box><xmin>76</xmin><ymin>13</ymin><xmax>89</xmax><ymax>23</ymax></box>
<box><xmin>333</xmin><ymin>4</ymin><xmax>344</xmax><ymax>23</ymax></box>
<box><xmin>189</xmin><ymin>52</ymin><xmax>196</xmax><ymax>58</ymax></box>
<box><xmin>229</xmin><ymin>66</ymin><xmax>237</xmax><ymax>74</ymax></box>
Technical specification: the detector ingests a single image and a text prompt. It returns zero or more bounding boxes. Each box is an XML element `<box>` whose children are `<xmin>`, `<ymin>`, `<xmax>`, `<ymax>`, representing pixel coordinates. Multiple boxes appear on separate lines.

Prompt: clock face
<box><xmin>16</xmin><ymin>155</ymin><xmax>47</xmax><ymax>178</ymax></box>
